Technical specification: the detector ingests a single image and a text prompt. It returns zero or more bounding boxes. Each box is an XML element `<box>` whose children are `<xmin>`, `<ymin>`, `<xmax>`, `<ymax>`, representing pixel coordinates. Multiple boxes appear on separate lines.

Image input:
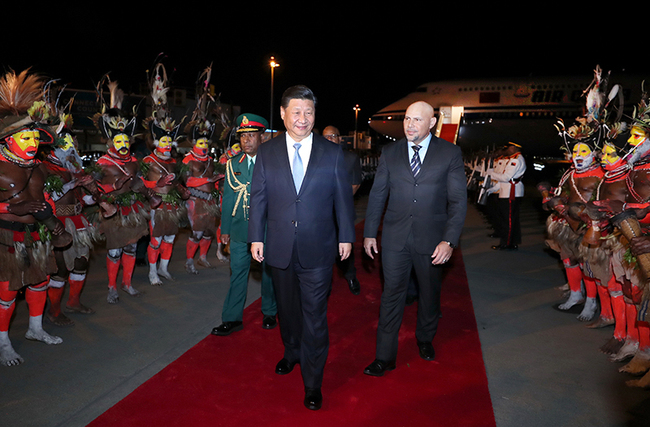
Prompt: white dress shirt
<box><xmin>408</xmin><ymin>133</ymin><xmax>432</xmax><ymax>163</ymax></box>
<box><xmin>286</xmin><ymin>133</ymin><xmax>313</xmax><ymax>174</ymax></box>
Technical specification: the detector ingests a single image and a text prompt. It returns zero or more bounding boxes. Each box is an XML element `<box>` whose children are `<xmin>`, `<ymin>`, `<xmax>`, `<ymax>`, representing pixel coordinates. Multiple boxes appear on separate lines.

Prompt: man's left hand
<box><xmin>339</xmin><ymin>243</ymin><xmax>352</xmax><ymax>260</ymax></box>
<box><xmin>431</xmin><ymin>242</ymin><xmax>453</xmax><ymax>265</ymax></box>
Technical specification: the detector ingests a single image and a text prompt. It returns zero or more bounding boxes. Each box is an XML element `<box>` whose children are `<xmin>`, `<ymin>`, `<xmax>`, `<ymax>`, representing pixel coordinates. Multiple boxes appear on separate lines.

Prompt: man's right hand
<box><xmin>363</xmin><ymin>237</ymin><xmax>379</xmax><ymax>259</ymax></box>
<box><xmin>114</xmin><ymin>174</ymin><xmax>133</xmax><ymax>191</ymax></box>
<box><xmin>251</xmin><ymin>242</ymin><xmax>264</xmax><ymax>262</ymax></box>
<box><xmin>220</xmin><ymin>234</ymin><xmax>230</xmax><ymax>245</ymax></box>
<box><xmin>8</xmin><ymin>201</ymin><xmax>48</xmax><ymax>216</ymax></box>
<box><xmin>157</xmin><ymin>174</ymin><xmax>176</xmax><ymax>187</ymax></box>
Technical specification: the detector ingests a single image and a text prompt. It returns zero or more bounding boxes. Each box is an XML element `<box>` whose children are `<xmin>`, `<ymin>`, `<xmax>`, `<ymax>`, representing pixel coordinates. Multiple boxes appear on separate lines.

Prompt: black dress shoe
<box><xmin>275</xmin><ymin>358</ymin><xmax>298</xmax><ymax>375</ymax></box>
<box><xmin>211</xmin><ymin>321</ymin><xmax>243</xmax><ymax>336</ymax></box>
<box><xmin>262</xmin><ymin>315</ymin><xmax>277</xmax><ymax>329</ymax></box>
<box><xmin>347</xmin><ymin>277</ymin><xmax>361</xmax><ymax>295</ymax></box>
<box><xmin>417</xmin><ymin>341</ymin><xmax>436</xmax><ymax>361</ymax></box>
<box><xmin>363</xmin><ymin>359</ymin><xmax>396</xmax><ymax>376</ymax></box>
<box><xmin>491</xmin><ymin>244</ymin><xmax>518</xmax><ymax>251</ymax></box>
<box><xmin>304</xmin><ymin>387</ymin><xmax>322</xmax><ymax>410</ymax></box>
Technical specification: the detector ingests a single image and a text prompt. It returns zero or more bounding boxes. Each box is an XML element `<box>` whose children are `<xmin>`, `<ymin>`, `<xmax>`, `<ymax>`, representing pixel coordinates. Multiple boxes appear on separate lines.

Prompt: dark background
<box><xmin>1</xmin><ymin>6</ymin><xmax>636</xmax><ymax>137</ymax></box>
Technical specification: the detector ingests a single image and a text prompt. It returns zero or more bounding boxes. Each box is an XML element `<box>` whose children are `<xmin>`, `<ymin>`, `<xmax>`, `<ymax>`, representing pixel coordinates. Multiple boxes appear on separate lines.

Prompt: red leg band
<box><xmin>26</xmin><ymin>282</ymin><xmax>48</xmax><ymax>317</ymax></box>
<box><xmin>121</xmin><ymin>253</ymin><xmax>136</xmax><ymax>287</ymax></box>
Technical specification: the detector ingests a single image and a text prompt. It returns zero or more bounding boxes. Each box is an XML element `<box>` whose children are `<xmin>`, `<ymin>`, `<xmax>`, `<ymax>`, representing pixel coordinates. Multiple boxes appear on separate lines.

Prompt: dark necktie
<box><xmin>410</xmin><ymin>145</ymin><xmax>421</xmax><ymax>178</ymax></box>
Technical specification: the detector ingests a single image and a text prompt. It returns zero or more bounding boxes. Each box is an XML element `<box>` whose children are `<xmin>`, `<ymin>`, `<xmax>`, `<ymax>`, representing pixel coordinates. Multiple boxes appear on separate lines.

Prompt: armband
<box><xmin>186</xmin><ymin>176</ymin><xmax>211</xmax><ymax>187</ymax></box>
<box><xmin>0</xmin><ymin>203</ymin><xmax>9</xmax><ymax>214</ymax></box>
<box><xmin>142</xmin><ymin>178</ymin><xmax>157</xmax><ymax>189</ymax></box>
<box><xmin>97</xmin><ymin>182</ymin><xmax>116</xmax><ymax>193</ymax></box>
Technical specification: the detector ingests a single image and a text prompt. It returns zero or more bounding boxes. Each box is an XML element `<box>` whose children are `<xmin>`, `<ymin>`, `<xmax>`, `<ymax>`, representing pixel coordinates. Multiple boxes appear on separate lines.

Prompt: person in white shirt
<box><xmin>490</xmin><ymin>142</ymin><xmax>526</xmax><ymax>250</ymax></box>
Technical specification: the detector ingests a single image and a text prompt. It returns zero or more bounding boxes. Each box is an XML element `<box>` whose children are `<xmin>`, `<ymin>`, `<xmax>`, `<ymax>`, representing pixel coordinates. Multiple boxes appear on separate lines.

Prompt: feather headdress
<box><xmin>630</xmin><ymin>81</ymin><xmax>650</xmax><ymax>131</ymax></box>
<box><xmin>143</xmin><ymin>60</ymin><xmax>184</xmax><ymax>148</ymax></box>
<box><xmin>0</xmin><ymin>68</ymin><xmax>55</xmax><ymax>142</ymax></box>
<box><xmin>92</xmin><ymin>73</ymin><xmax>136</xmax><ymax>141</ymax></box>
<box><xmin>184</xmin><ymin>64</ymin><xmax>216</xmax><ymax>143</ymax></box>
<box><xmin>555</xmin><ymin>65</ymin><xmax>623</xmax><ymax>151</ymax></box>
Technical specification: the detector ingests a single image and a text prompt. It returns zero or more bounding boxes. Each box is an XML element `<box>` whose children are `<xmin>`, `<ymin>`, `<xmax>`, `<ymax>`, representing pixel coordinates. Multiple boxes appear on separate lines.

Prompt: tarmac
<box><xmin>2</xmin><ymin>184</ymin><xmax>650</xmax><ymax>427</ymax></box>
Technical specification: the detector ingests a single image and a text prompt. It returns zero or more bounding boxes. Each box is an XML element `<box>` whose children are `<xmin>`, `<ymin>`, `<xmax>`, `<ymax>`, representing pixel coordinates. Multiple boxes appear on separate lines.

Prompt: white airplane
<box><xmin>369</xmin><ymin>72</ymin><xmax>645</xmax><ymax>158</ymax></box>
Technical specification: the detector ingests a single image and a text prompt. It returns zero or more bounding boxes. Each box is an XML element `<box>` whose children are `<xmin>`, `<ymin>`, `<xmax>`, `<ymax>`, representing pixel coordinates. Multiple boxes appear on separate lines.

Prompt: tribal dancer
<box><xmin>93</xmin><ymin>76</ymin><xmax>159</xmax><ymax>303</ymax></box>
<box><xmin>43</xmin><ymin>110</ymin><xmax>99</xmax><ymax>325</ymax></box>
<box><xmin>596</xmin><ymin>89</ymin><xmax>650</xmax><ymax>385</ymax></box>
<box><xmin>545</xmin><ymin>67</ymin><xmax>615</xmax><ymax>325</ymax></box>
<box><xmin>546</xmin><ymin>128</ymin><xmax>605</xmax><ymax>323</ymax></box>
<box><xmin>181</xmin><ymin>66</ymin><xmax>221</xmax><ymax>274</ymax></box>
<box><xmin>142</xmin><ymin>63</ymin><xmax>188</xmax><ymax>285</ymax></box>
<box><xmin>0</xmin><ymin>69</ymin><xmax>65</xmax><ymax>366</ymax></box>
<box><xmin>564</xmin><ymin>68</ymin><xmax>633</xmax><ymax>355</ymax></box>
<box><xmin>588</xmin><ymin>137</ymin><xmax>633</xmax><ymax>355</ymax></box>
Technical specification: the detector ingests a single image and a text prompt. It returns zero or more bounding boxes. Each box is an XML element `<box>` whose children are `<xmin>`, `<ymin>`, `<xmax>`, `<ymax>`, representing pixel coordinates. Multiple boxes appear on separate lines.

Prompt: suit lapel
<box><xmin>419</xmin><ymin>135</ymin><xmax>437</xmax><ymax>178</ymax></box>
<box><xmin>300</xmin><ymin>136</ymin><xmax>324</xmax><ymax>194</ymax></box>
<box><xmin>400</xmin><ymin>139</ymin><xmax>415</xmax><ymax>183</ymax></box>
<box><xmin>272</xmin><ymin>136</ymin><xmax>298</xmax><ymax>194</ymax></box>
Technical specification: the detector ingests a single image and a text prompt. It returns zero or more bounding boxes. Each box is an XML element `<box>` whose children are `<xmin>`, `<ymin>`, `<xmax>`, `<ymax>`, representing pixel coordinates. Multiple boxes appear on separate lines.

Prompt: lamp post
<box><xmin>269</xmin><ymin>56</ymin><xmax>279</xmax><ymax>138</ymax></box>
<box><xmin>353</xmin><ymin>104</ymin><xmax>360</xmax><ymax>149</ymax></box>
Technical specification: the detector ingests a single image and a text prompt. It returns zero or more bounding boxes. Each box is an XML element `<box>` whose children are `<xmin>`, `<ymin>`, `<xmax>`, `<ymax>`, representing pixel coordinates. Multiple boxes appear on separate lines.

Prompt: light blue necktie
<box><xmin>292</xmin><ymin>143</ymin><xmax>304</xmax><ymax>192</ymax></box>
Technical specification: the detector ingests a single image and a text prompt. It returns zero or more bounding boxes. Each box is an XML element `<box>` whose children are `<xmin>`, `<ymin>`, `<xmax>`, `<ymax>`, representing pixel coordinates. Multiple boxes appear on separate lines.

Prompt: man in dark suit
<box><xmin>363</xmin><ymin>101</ymin><xmax>467</xmax><ymax>376</ymax></box>
<box><xmin>323</xmin><ymin>125</ymin><xmax>363</xmax><ymax>295</ymax></box>
<box><xmin>249</xmin><ymin>86</ymin><xmax>355</xmax><ymax>410</ymax></box>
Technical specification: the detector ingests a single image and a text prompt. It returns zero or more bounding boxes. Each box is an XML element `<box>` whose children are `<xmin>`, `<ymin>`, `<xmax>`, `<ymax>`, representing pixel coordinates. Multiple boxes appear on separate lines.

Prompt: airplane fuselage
<box><xmin>369</xmin><ymin>74</ymin><xmax>643</xmax><ymax>157</ymax></box>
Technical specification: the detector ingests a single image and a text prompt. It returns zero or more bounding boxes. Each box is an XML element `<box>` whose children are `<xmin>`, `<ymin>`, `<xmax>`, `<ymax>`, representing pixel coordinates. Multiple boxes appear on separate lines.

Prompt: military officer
<box><xmin>212</xmin><ymin>114</ymin><xmax>277</xmax><ymax>335</ymax></box>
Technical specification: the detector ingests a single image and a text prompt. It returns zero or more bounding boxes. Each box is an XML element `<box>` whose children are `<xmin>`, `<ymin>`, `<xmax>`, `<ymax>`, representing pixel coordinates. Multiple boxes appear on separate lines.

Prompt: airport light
<box><xmin>269</xmin><ymin>56</ymin><xmax>280</xmax><ymax>137</ymax></box>
<box><xmin>353</xmin><ymin>104</ymin><xmax>360</xmax><ymax>149</ymax></box>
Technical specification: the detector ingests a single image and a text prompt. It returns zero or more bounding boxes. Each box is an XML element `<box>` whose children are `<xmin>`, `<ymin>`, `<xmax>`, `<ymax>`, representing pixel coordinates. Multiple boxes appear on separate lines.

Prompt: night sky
<box><xmin>1</xmin><ymin>7</ymin><xmax>637</xmax><ymax>137</ymax></box>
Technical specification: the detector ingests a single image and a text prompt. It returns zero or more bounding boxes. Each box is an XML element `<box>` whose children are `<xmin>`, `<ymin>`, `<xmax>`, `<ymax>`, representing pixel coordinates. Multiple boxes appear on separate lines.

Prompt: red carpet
<box><xmin>89</xmin><ymin>222</ymin><xmax>495</xmax><ymax>427</ymax></box>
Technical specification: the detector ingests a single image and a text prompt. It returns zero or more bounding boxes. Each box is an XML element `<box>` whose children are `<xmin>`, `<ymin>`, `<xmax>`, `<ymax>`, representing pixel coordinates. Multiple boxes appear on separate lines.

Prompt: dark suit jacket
<box><xmin>248</xmin><ymin>133</ymin><xmax>355</xmax><ymax>269</ymax></box>
<box><xmin>343</xmin><ymin>149</ymin><xmax>362</xmax><ymax>186</ymax></box>
<box><xmin>364</xmin><ymin>135</ymin><xmax>467</xmax><ymax>254</ymax></box>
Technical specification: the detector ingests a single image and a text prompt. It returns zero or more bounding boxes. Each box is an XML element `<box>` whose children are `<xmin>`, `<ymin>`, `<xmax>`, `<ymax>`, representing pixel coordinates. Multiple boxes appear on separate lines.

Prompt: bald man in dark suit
<box><xmin>363</xmin><ymin>101</ymin><xmax>467</xmax><ymax>376</ymax></box>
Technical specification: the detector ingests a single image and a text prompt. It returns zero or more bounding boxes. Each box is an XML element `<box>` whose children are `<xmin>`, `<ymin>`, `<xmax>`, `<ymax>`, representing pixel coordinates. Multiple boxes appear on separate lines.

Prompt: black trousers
<box><xmin>497</xmin><ymin>196</ymin><xmax>522</xmax><ymax>246</ymax></box>
<box><xmin>376</xmin><ymin>232</ymin><xmax>443</xmax><ymax>362</ymax></box>
<box><xmin>271</xmin><ymin>242</ymin><xmax>332</xmax><ymax>389</ymax></box>
<box><xmin>486</xmin><ymin>193</ymin><xmax>501</xmax><ymax>235</ymax></box>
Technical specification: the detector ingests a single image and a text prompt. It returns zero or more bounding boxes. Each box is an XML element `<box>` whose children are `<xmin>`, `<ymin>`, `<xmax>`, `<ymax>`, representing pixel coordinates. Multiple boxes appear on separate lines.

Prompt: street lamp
<box><xmin>269</xmin><ymin>56</ymin><xmax>280</xmax><ymax>138</ymax></box>
<box><xmin>353</xmin><ymin>104</ymin><xmax>360</xmax><ymax>149</ymax></box>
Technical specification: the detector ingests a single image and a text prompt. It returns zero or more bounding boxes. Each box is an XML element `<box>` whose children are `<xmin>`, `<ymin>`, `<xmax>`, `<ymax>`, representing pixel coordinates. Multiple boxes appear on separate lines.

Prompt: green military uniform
<box><xmin>220</xmin><ymin>116</ymin><xmax>276</xmax><ymax>324</ymax></box>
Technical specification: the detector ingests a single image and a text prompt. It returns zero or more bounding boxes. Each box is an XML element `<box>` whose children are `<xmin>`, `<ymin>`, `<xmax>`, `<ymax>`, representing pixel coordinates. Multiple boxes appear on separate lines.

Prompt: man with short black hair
<box><xmin>249</xmin><ymin>85</ymin><xmax>355</xmax><ymax>410</ymax></box>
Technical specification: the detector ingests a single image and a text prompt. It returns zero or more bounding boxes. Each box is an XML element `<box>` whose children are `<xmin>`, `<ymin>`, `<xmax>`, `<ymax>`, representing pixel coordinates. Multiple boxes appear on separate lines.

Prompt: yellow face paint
<box><xmin>628</xmin><ymin>126</ymin><xmax>648</xmax><ymax>147</ymax></box>
<box><xmin>112</xmin><ymin>134</ymin><xmax>130</xmax><ymax>154</ymax></box>
<box><xmin>7</xmin><ymin>129</ymin><xmax>39</xmax><ymax>160</ymax></box>
<box><xmin>601</xmin><ymin>144</ymin><xmax>620</xmax><ymax>166</ymax></box>
<box><xmin>572</xmin><ymin>143</ymin><xmax>592</xmax><ymax>159</ymax></box>
<box><xmin>60</xmin><ymin>133</ymin><xmax>75</xmax><ymax>151</ymax></box>
<box><xmin>193</xmin><ymin>138</ymin><xmax>209</xmax><ymax>156</ymax></box>
<box><xmin>156</xmin><ymin>136</ymin><xmax>173</xmax><ymax>156</ymax></box>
